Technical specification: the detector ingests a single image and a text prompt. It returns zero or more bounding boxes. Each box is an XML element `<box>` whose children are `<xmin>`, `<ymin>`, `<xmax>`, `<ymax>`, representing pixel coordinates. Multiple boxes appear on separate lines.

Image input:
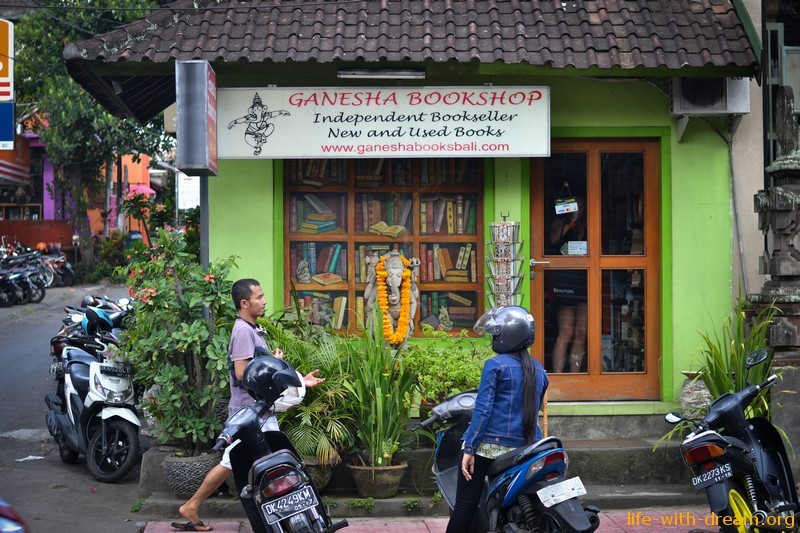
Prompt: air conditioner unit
<box><xmin>670</xmin><ymin>77</ymin><xmax>750</xmax><ymax>116</ymax></box>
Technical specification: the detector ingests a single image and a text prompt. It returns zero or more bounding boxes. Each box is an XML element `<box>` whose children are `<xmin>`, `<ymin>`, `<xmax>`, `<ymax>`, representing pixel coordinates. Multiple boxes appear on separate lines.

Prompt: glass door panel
<box><xmin>544</xmin><ymin>269</ymin><xmax>588</xmax><ymax>373</ymax></box>
<box><xmin>530</xmin><ymin>139</ymin><xmax>659</xmax><ymax>401</ymax></box>
<box><xmin>601</xmin><ymin>269</ymin><xmax>645</xmax><ymax>373</ymax></box>
<box><xmin>601</xmin><ymin>153</ymin><xmax>645</xmax><ymax>255</ymax></box>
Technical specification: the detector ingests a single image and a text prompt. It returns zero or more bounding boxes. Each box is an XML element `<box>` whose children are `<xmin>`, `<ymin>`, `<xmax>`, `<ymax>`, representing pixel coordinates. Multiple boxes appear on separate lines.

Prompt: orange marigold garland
<box><xmin>375</xmin><ymin>254</ymin><xmax>412</xmax><ymax>344</ymax></box>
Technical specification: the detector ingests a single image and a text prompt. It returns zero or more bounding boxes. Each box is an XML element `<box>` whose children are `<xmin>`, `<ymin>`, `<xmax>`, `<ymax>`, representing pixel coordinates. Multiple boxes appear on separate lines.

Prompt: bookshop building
<box><xmin>65</xmin><ymin>0</ymin><xmax>761</xmax><ymax>410</ymax></box>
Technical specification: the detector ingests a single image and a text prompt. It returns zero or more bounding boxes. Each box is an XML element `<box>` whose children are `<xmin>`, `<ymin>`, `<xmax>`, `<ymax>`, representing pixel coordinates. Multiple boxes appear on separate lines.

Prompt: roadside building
<box><xmin>64</xmin><ymin>0</ymin><xmax>763</xmax><ymax>415</ymax></box>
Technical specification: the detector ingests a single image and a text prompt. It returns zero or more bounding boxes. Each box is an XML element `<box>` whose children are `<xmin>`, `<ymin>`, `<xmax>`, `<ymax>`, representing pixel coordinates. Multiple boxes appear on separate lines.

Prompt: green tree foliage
<box><xmin>15</xmin><ymin>2</ymin><xmax>174</xmax><ymax>268</ymax></box>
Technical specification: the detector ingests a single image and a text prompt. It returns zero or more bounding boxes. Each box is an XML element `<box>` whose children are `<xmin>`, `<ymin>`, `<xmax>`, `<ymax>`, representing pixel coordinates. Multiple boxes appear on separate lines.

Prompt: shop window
<box><xmin>284</xmin><ymin>158</ymin><xmax>484</xmax><ymax>335</ymax></box>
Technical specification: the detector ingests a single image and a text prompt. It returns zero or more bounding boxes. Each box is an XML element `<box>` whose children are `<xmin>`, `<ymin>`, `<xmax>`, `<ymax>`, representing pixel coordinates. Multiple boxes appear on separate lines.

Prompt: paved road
<box><xmin>0</xmin><ymin>283</ymin><xmax>160</xmax><ymax>533</ymax></box>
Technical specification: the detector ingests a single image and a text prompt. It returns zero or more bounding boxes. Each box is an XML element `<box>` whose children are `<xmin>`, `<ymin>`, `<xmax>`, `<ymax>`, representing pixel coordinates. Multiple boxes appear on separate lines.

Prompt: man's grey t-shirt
<box><xmin>228</xmin><ymin>317</ymin><xmax>268</xmax><ymax>416</ymax></box>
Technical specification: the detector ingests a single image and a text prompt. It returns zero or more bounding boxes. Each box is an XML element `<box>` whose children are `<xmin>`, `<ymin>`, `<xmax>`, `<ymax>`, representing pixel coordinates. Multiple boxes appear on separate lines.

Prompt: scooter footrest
<box><xmin>773</xmin><ymin>502</ymin><xmax>797</xmax><ymax>512</ymax></box>
<box><xmin>329</xmin><ymin>520</ymin><xmax>349</xmax><ymax>532</ymax></box>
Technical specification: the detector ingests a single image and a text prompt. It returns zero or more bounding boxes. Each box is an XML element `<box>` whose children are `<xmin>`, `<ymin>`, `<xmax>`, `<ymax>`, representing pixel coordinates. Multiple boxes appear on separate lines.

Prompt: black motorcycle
<box><xmin>213</xmin><ymin>357</ymin><xmax>348</xmax><ymax>533</ymax></box>
<box><xmin>666</xmin><ymin>349</ymin><xmax>798</xmax><ymax>532</ymax></box>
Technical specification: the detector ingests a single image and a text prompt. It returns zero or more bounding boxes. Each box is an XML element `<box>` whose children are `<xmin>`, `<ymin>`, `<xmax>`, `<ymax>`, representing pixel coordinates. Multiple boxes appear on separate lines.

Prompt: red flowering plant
<box><xmin>116</xmin><ymin>228</ymin><xmax>238</xmax><ymax>455</ymax></box>
<box><xmin>121</xmin><ymin>192</ymin><xmax>199</xmax><ymax>255</ymax></box>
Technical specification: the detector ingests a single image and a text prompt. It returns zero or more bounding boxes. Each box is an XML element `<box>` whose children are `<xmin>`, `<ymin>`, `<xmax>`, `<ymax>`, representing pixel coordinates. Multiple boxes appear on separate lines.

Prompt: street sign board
<box><xmin>0</xmin><ymin>19</ymin><xmax>13</xmax><ymax>101</ymax></box>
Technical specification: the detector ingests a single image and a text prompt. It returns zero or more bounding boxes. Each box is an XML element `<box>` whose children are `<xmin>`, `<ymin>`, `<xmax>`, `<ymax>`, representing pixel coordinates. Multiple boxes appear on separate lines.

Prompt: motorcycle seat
<box><xmin>487</xmin><ymin>436</ymin><xmax>562</xmax><ymax>476</ymax></box>
<box><xmin>65</xmin><ymin>347</ymin><xmax>97</xmax><ymax>364</ymax></box>
<box><xmin>67</xmin><ymin>360</ymin><xmax>91</xmax><ymax>398</ymax></box>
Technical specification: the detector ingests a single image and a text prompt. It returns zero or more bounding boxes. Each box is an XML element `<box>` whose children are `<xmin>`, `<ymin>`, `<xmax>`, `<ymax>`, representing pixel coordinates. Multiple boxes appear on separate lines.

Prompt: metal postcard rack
<box><xmin>485</xmin><ymin>219</ymin><xmax>525</xmax><ymax>308</ymax></box>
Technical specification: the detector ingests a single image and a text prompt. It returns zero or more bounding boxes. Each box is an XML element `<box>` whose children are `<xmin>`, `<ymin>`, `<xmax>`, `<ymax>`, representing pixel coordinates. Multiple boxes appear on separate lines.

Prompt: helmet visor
<box><xmin>473</xmin><ymin>308</ymin><xmax>501</xmax><ymax>336</ymax></box>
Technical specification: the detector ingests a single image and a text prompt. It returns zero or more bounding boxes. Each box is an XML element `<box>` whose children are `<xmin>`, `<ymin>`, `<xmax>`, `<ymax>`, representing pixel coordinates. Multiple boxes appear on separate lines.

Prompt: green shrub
<box><xmin>403</xmin><ymin>324</ymin><xmax>492</xmax><ymax>405</ymax></box>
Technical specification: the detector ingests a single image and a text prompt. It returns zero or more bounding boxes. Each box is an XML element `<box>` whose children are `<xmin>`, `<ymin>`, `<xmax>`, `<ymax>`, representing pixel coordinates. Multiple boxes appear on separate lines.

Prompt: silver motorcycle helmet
<box><xmin>474</xmin><ymin>306</ymin><xmax>535</xmax><ymax>353</ymax></box>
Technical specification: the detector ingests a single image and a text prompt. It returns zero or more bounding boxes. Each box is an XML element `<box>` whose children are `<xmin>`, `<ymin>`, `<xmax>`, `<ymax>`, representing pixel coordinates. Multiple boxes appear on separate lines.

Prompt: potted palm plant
<box><xmin>261</xmin><ymin>306</ymin><xmax>354</xmax><ymax>490</ymax></box>
<box><xmin>343</xmin><ymin>306</ymin><xmax>417</xmax><ymax>498</ymax></box>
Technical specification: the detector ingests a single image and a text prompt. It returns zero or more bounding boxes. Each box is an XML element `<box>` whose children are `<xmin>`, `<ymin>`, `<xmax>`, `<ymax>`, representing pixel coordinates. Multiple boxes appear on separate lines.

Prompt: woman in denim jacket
<box><xmin>446</xmin><ymin>306</ymin><xmax>549</xmax><ymax>533</ymax></box>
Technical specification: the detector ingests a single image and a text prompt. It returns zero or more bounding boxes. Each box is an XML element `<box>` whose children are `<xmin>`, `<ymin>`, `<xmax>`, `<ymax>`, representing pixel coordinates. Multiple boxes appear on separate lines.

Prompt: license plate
<box><xmin>261</xmin><ymin>486</ymin><xmax>317</xmax><ymax>525</ymax></box>
<box><xmin>691</xmin><ymin>462</ymin><xmax>733</xmax><ymax>490</ymax></box>
<box><xmin>536</xmin><ymin>477</ymin><xmax>587</xmax><ymax>508</ymax></box>
<box><xmin>100</xmin><ymin>365</ymin><xmax>129</xmax><ymax>377</ymax></box>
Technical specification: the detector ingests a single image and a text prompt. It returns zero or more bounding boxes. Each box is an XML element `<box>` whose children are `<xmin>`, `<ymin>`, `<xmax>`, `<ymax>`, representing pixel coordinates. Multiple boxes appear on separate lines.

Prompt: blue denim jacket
<box><xmin>461</xmin><ymin>352</ymin><xmax>549</xmax><ymax>455</ymax></box>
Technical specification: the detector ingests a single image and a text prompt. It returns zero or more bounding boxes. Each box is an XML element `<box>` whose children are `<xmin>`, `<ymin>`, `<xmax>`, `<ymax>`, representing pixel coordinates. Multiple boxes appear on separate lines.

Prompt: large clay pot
<box><xmin>347</xmin><ymin>462</ymin><xmax>408</xmax><ymax>499</ymax></box>
<box><xmin>161</xmin><ymin>452</ymin><xmax>221</xmax><ymax>496</ymax></box>
<box><xmin>303</xmin><ymin>457</ymin><xmax>333</xmax><ymax>491</ymax></box>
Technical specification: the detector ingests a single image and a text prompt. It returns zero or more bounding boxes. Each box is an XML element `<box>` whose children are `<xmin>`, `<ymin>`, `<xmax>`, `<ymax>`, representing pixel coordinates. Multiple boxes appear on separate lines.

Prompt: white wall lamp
<box><xmin>337</xmin><ymin>69</ymin><xmax>426</xmax><ymax>80</ymax></box>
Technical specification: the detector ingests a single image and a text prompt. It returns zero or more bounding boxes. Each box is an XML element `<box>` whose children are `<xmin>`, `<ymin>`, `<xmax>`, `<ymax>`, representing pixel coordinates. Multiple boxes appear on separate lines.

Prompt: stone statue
<box><xmin>296</xmin><ymin>259</ymin><xmax>311</xmax><ymax>283</ymax></box>
<box><xmin>363</xmin><ymin>250</ymin><xmax>419</xmax><ymax>343</ymax></box>
<box><xmin>438</xmin><ymin>305</ymin><xmax>453</xmax><ymax>331</ymax></box>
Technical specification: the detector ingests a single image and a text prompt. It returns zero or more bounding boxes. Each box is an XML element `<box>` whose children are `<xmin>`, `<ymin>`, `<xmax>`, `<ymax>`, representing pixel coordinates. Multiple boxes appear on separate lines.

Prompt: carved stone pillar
<box><xmin>751</xmin><ymin>86</ymin><xmax>800</xmax><ymax>482</ymax></box>
<box><xmin>752</xmin><ymin>86</ymin><xmax>800</xmax><ymax>357</ymax></box>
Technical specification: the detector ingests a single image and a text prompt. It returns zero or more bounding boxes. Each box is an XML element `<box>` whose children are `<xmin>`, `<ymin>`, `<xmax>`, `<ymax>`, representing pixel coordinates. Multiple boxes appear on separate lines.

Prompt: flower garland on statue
<box><xmin>375</xmin><ymin>254</ymin><xmax>412</xmax><ymax>345</ymax></box>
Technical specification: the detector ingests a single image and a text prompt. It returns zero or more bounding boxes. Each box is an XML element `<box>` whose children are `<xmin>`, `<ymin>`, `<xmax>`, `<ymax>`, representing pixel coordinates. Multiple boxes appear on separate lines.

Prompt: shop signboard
<box><xmin>175</xmin><ymin>60</ymin><xmax>218</xmax><ymax>175</ymax></box>
<box><xmin>218</xmin><ymin>86</ymin><xmax>550</xmax><ymax>158</ymax></box>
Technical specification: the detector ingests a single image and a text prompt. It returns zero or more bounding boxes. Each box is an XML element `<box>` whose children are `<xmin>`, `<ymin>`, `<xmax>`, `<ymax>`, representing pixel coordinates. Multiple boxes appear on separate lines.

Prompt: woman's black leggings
<box><xmin>445</xmin><ymin>453</ymin><xmax>492</xmax><ymax>533</ymax></box>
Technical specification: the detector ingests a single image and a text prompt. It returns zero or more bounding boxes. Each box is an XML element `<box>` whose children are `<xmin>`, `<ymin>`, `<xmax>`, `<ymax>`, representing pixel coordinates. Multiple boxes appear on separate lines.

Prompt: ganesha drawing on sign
<box><xmin>227</xmin><ymin>92</ymin><xmax>290</xmax><ymax>155</ymax></box>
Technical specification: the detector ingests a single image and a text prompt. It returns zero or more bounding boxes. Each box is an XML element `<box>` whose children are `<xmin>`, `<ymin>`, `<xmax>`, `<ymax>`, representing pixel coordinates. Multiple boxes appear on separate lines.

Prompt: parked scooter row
<box><xmin>666</xmin><ymin>349</ymin><xmax>799</xmax><ymax>532</ymax></box>
<box><xmin>45</xmin><ymin>294</ymin><xmax>141</xmax><ymax>483</ymax></box>
<box><xmin>1</xmin><ymin>236</ymin><xmax>75</xmax><ymax>289</ymax></box>
<box><xmin>0</xmin><ymin>255</ymin><xmax>46</xmax><ymax>306</ymax></box>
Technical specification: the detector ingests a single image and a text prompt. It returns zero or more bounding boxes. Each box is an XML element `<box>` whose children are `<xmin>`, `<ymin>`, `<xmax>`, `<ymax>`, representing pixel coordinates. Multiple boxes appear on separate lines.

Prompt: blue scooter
<box><xmin>415</xmin><ymin>391</ymin><xmax>600</xmax><ymax>533</ymax></box>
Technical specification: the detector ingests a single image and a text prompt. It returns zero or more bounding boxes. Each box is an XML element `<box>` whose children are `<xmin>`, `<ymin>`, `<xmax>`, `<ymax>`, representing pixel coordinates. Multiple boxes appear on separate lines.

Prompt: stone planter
<box><xmin>680</xmin><ymin>371</ymin><xmax>711</xmax><ymax>418</ymax></box>
<box><xmin>161</xmin><ymin>452</ymin><xmax>221</xmax><ymax>496</ymax></box>
<box><xmin>347</xmin><ymin>462</ymin><xmax>408</xmax><ymax>499</ymax></box>
<box><xmin>304</xmin><ymin>457</ymin><xmax>334</xmax><ymax>491</ymax></box>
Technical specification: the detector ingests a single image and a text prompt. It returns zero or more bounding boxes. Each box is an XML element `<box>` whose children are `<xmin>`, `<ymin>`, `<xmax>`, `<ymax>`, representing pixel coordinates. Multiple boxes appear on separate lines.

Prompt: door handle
<box><xmin>529</xmin><ymin>259</ymin><xmax>551</xmax><ymax>267</ymax></box>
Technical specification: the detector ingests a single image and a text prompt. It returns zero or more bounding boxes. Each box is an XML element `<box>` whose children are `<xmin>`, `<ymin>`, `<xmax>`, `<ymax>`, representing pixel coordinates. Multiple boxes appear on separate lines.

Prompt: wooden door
<box><xmin>530</xmin><ymin>139</ymin><xmax>660</xmax><ymax>400</ymax></box>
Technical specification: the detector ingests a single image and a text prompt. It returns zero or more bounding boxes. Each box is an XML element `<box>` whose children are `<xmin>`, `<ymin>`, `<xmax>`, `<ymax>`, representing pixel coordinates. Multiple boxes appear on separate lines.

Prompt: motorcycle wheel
<box><xmin>62</xmin><ymin>269</ymin><xmax>75</xmax><ymax>287</ymax></box>
<box><xmin>59</xmin><ymin>444</ymin><xmax>79</xmax><ymax>464</ymax></box>
<box><xmin>0</xmin><ymin>288</ymin><xmax>14</xmax><ymax>307</ymax></box>
<box><xmin>28</xmin><ymin>281</ymin><xmax>45</xmax><ymax>303</ymax></box>
<box><xmin>538</xmin><ymin>509</ymin><xmax>566</xmax><ymax>533</ymax></box>
<box><xmin>87</xmin><ymin>420</ymin><xmax>139</xmax><ymax>483</ymax></box>
<box><xmin>16</xmin><ymin>284</ymin><xmax>31</xmax><ymax>305</ymax></box>
<box><xmin>716</xmin><ymin>484</ymin><xmax>754</xmax><ymax>533</ymax></box>
<box><xmin>40</xmin><ymin>266</ymin><xmax>54</xmax><ymax>288</ymax></box>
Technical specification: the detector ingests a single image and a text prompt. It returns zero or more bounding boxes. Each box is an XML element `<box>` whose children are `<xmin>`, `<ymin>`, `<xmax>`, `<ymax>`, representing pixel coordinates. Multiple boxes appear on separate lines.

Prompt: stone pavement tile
<box><xmin>345</xmin><ymin>518</ymin><xmax>448</xmax><ymax>532</ymax></box>
<box><xmin>143</xmin><ymin>508</ymin><xmax>719</xmax><ymax>533</ymax></box>
<box><xmin>598</xmin><ymin>507</ymin><xmax>714</xmax><ymax>533</ymax></box>
<box><xmin>143</xmin><ymin>520</ymin><xmax>245</xmax><ymax>532</ymax></box>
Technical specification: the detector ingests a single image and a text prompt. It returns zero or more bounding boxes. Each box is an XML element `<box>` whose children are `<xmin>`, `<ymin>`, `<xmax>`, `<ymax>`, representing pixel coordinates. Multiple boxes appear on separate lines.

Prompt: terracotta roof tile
<box><xmin>65</xmin><ymin>0</ymin><xmax>756</xmax><ymax>70</ymax></box>
<box><xmin>63</xmin><ymin>0</ymin><xmax>759</xmax><ymax>122</ymax></box>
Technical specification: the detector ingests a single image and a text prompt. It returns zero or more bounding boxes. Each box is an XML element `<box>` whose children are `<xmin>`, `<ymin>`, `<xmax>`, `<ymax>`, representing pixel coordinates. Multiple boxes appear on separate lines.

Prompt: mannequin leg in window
<box><xmin>567</xmin><ymin>301</ymin><xmax>587</xmax><ymax>372</ymax></box>
<box><xmin>551</xmin><ymin>305</ymin><xmax>576</xmax><ymax>373</ymax></box>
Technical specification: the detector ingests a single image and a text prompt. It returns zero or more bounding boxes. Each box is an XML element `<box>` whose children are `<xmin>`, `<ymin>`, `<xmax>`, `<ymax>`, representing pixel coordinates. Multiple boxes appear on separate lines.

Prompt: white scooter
<box><xmin>45</xmin><ymin>309</ymin><xmax>141</xmax><ymax>482</ymax></box>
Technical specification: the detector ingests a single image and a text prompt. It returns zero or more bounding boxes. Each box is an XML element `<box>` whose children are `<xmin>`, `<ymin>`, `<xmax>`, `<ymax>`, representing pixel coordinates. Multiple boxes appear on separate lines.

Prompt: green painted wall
<box><xmin>208</xmin><ymin>159</ymin><xmax>281</xmax><ymax>306</ymax></box>
<box><xmin>209</xmin><ymin>76</ymin><xmax>734</xmax><ymax>408</ymax></box>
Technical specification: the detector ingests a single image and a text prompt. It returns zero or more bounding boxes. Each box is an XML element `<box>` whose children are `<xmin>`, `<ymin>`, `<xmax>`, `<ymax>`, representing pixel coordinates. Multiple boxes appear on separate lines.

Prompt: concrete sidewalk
<box><xmin>143</xmin><ymin>506</ymin><xmax>717</xmax><ymax>532</ymax></box>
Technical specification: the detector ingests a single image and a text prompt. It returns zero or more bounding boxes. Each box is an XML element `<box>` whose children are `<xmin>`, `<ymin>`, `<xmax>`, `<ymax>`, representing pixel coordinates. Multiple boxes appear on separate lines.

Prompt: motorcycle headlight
<box><xmin>92</xmin><ymin>375</ymin><xmax>131</xmax><ymax>405</ymax></box>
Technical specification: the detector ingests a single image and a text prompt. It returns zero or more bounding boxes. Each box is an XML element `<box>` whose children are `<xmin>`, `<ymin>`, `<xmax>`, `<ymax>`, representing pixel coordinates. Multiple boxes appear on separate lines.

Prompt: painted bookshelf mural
<box><xmin>284</xmin><ymin>157</ymin><xmax>483</xmax><ymax>335</ymax></box>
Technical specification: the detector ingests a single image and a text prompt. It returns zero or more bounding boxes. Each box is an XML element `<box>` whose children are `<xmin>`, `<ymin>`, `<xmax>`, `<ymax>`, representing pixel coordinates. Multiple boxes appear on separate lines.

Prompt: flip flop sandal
<box><xmin>170</xmin><ymin>520</ymin><xmax>213</xmax><ymax>531</ymax></box>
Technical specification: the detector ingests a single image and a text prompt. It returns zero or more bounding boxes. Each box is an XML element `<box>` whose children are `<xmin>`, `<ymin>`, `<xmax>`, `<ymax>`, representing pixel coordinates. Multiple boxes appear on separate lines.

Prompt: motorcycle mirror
<box><xmin>664</xmin><ymin>412</ymin><xmax>684</xmax><ymax>424</ymax></box>
<box><xmin>745</xmin><ymin>349</ymin><xmax>769</xmax><ymax>369</ymax></box>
